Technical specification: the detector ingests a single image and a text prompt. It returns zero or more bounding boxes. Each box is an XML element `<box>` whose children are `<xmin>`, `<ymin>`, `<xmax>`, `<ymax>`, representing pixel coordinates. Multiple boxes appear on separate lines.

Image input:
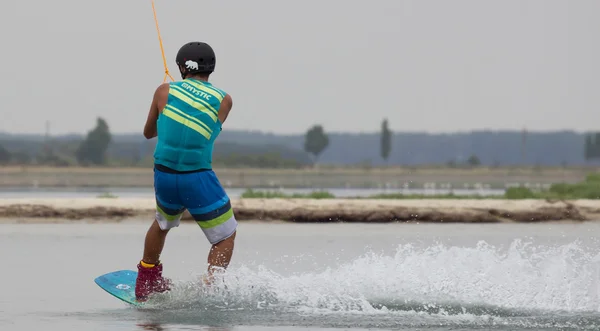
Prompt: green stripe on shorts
<box><xmin>157</xmin><ymin>204</ymin><xmax>182</xmax><ymax>221</ymax></box>
<box><xmin>197</xmin><ymin>208</ymin><xmax>234</xmax><ymax>229</ymax></box>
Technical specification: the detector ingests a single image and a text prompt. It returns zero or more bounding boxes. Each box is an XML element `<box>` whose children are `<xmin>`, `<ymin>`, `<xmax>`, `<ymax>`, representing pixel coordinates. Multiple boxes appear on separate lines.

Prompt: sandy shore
<box><xmin>0</xmin><ymin>198</ymin><xmax>599</xmax><ymax>223</ymax></box>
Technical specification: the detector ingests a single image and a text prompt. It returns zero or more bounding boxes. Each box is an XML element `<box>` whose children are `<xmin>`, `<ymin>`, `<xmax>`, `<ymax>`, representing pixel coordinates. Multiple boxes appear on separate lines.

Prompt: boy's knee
<box><xmin>213</xmin><ymin>231</ymin><xmax>236</xmax><ymax>246</ymax></box>
<box><xmin>228</xmin><ymin>230</ymin><xmax>237</xmax><ymax>241</ymax></box>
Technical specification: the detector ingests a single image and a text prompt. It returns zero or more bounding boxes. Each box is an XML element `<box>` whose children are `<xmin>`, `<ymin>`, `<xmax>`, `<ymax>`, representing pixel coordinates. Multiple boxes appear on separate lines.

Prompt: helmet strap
<box><xmin>177</xmin><ymin>64</ymin><xmax>188</xmax><ymax>79</ymax></box>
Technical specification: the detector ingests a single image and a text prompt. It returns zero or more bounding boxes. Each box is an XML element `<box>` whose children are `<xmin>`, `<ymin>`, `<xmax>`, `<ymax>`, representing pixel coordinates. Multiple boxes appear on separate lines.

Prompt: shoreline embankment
<box><xmin>1</xmin><ymin>198</ymin><xmax>599</xmax><ymax>223</ymax></box>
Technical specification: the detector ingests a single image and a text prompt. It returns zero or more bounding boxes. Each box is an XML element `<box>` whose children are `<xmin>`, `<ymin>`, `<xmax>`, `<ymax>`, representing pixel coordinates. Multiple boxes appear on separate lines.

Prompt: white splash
<box><xmin>148</xmin><ymin>239</ymin><xmax>600</xmax><ymax>318</ymax></box>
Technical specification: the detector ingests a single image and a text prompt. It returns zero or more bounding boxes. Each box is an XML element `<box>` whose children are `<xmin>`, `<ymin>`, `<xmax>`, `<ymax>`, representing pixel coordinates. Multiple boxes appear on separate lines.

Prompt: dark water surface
<box><xmin>2</xmin><ymin>221</ymin><xmax>600</xmax><ymax>330</ymax></box>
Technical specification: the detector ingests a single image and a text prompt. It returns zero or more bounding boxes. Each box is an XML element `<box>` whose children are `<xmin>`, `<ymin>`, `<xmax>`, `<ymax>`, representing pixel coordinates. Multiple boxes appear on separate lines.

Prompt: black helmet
<box><xmin>175</xmin><ymin>42</ymin><xmax>216</xmax><ymax>78</ymax></box>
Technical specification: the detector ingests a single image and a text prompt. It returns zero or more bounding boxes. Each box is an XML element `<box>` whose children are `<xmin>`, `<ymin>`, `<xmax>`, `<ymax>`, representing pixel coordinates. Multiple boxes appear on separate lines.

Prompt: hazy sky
<box><xmin>1</xmin><ymin>0</ymin><xmax>598</xmax><ymax>135</ymax></box>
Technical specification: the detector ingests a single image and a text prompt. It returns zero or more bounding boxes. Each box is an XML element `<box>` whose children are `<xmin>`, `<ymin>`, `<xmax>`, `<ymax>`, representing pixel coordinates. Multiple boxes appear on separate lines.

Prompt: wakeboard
<box><xmin>94</xmin><ymin>270</ymin><xmax>142</xmax><ymax>306</ymax></box>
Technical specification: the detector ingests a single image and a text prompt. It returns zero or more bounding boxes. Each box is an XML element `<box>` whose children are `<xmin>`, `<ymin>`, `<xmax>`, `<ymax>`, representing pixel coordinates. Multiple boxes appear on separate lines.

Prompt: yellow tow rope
<box><xmin>151</xmin><ymin>0</ymin><xmax>175</xmax><ymax>82</ymax></box>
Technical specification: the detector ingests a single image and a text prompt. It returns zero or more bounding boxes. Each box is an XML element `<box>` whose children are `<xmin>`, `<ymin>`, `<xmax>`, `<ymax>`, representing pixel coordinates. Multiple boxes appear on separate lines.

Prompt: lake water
<box><xmin>2</xmin><ymin>220</ymin><xmax>600</xmax><ymax>330</ymax></box>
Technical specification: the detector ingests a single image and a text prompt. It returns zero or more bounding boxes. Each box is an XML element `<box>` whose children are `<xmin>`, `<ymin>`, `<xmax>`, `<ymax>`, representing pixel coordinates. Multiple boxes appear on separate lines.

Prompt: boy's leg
<box><xmin>205</xmin><ymin>230</ymin><xmax>236</xmax><ymax>284</ymax></box>
<box><xmin>135</xmin><ymin>209</ymin><xmax>185</xmax><ymax>301</ymax></box>
<box><xmin>143</xmin><ymin>199</ymin><xmax>186</xmax><ymax>264</ymax></box>
<box><xmin>146</xmin><ymin>168</ymin><xmax>186</xmax><ymax>261</ymax></box>
<box><xmin>193</xmin><ymin>202</ymin><xmax>238</xmax><ymax>283</ymax></box>
<box><xmin>136</xmin><ymin>169</ymin><xmax>185</xmax><ymax>301</ymax></box>
<box><xmin>182</xmin><ymin>171</ymin><xmax>238</xmax><ymax>285</ymax></box>
<box><xmin>142</xmin><ymin>219</ymin><xmax>170</xmax><ymax>265</ymax></box>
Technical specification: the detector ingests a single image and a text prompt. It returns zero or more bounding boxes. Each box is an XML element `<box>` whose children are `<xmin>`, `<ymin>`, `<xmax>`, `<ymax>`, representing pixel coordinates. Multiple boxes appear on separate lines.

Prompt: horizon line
<box><xmin>0</xmin><ymin>128</ymin><xmax>596</xmax><ymax>137</ymax></box>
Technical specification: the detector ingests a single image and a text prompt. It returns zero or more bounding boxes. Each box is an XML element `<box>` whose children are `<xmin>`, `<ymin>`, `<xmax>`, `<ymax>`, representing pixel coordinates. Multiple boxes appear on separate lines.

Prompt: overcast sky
<box><xmin>1</xmin><ymin>0</ymin><xmax>598</xmax><ymax>135</ymax></box>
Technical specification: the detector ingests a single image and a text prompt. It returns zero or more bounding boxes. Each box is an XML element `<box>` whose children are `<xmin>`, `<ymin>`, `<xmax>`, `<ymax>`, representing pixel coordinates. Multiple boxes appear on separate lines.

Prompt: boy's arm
<box><xmin>143</xmin><ymin>83</ymin><xmax>170</xmax><ymax>139</ymax></box>
<box><xmin>218</xmin><ymin>94</ymin><xmax>233</xmax><ymax>124</ymax></box>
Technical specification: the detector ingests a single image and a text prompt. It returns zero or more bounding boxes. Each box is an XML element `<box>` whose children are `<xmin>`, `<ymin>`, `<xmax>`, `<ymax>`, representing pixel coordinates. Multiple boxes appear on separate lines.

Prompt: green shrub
<box><xmin>585</xmin><ymin>172</ymin><xmax>600</xmax><ymax>183</ymax></box>
<box><xmin>548</xmin><ymin>182</ymin><xmax>600</xmax><ymax>199</ymax></box>
<box><xmin>240</xmin><ymin>189</ymin><xmax>335</xmax><ymax>199</ymax></box>
<box><xmin>504</xmin><ymin>187</ymin><xmax>537</xmax><ymax>199</ymax></box>
<box><xmin>304</xmin><ymin>191</ymin><xmax>336</xmax><ymax>199</ymax></box>
<box><xmin>365</xmin><ymin>193</ymin><xmax>486</xmax><ymax>199</ymax></box>
<box><xmin>548</xmin><ymin>183</ymin><xmax>577</xmax><ymax>196</ymax></box>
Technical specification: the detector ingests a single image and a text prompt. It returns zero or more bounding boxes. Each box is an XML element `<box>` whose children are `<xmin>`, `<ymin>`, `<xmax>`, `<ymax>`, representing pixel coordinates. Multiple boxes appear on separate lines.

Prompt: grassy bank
<box><xmin>241</xmin><ymin>173</ymin><xmax>600</xmax><ymax>200</ymax></box>
<box><xmin>501</xmin><ymin>173</ymin><xmax>600</xmax><ymax>199</ymax></box>
<box><xmin>0</xmin><ymin>165</ymin><xmax>596</xmax><ymax>189</ymax></box>
<box><xmin>241</xmin><ymin>189</ymin><xmax>503</xmax><ymax>200</ymax></box>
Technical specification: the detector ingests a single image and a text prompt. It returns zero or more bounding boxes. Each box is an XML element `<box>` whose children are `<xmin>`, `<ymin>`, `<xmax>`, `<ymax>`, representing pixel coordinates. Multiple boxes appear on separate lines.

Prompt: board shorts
<box><xmin>153</xmin><ymin>166</ymin><xmax>238</xmax><ymax>244</ymax></box>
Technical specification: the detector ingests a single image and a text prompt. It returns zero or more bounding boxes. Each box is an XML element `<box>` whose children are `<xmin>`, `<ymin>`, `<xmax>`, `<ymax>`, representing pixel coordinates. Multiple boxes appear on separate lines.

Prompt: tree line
<box><xmin>2</xmin><ymin>117</ymin><xmax>600</xmax><ymax>167</ymax></box>
<box><xmin>0</xmin><ymin>117</ymin><xmax>398</xmax><ymax>168</ymax></box>
<box><xmin>0</xmin><ymin>117</ymin><xmax>313</xmax><ymax>168</ymax></box>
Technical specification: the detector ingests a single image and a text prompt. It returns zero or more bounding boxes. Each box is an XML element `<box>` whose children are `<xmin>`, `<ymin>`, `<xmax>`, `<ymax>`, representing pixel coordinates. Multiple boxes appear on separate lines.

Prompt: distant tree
<box><xmin>0</xmin><ymin>144</ymin><xmax>10</xmax><ymax>164</ymax></box>
<box><xmin>467</xmin><ymin>154</ymin><xmax>481</xmax><ymax>167</ymax></box>
<box><xmin>304</xmin><ymin>125</ymin><xmax>329</xmax><ymax>163</ymax></box>
<box><xmin>380</xmin><ymin>118</ymin><xmax>392</xmax><ymax>163</ymax></box>
<box><xmin>76</xmin><ymin>117</ymin><xmax>112</xmax><ymax>166</ymax></box>
<box><xmin>584</xmin><ymin>132</ymin><xmax>600</xmax><ymax>162</ymax></box>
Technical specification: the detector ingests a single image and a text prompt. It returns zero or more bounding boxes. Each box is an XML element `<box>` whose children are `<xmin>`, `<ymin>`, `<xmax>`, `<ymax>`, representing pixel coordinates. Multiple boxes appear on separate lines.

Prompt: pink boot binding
<box><xmin>135</xmin><ymin>262</ymin><xmax>172</xmax><ymax>302</ymax></box>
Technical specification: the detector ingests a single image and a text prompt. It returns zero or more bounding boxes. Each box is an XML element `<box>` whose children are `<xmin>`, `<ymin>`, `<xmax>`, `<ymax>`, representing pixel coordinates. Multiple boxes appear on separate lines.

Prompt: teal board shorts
<box><xmin>153</xmin><ymin>165</ymin><xmax>237</xmax><ymax>244</ymax></box>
